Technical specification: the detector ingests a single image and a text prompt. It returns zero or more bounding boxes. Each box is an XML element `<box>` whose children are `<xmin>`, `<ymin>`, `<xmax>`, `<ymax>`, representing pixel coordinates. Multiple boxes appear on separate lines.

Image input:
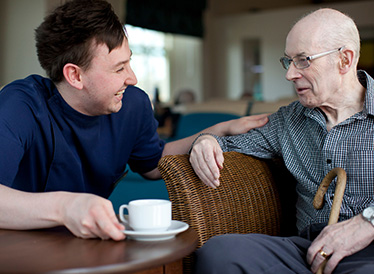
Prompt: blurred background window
<box><xmin>125</xmin><ymin>25</ymin><xmax>171</xmax><ymax>102</ymax></box>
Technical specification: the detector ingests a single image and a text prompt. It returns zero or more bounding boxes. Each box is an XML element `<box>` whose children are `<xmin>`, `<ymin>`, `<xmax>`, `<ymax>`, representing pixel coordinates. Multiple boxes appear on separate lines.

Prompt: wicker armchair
<box><xmin>158</xmin><ymin>151</ymin><xmax>297</xmax><ymax>273</ymax></box>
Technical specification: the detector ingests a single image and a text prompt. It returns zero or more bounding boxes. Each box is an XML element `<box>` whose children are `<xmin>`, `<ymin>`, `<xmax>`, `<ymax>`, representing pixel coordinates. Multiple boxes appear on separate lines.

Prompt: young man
<box><xmin>190</xmin><ymin>8</ymin><xmax>374</xmax><ymax>274</ymax></box>
<box><xmin>0</xmin><ymin>0</ymin><xmax>268</xmax><ymax>241</ymax></box>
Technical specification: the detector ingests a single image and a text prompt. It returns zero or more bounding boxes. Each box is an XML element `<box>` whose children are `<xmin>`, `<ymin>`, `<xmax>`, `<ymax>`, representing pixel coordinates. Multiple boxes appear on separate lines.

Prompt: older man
<box><xmin>190</xmin><ymin>8</ymin><xmax>374</xmax><ymax>274</ymax></box>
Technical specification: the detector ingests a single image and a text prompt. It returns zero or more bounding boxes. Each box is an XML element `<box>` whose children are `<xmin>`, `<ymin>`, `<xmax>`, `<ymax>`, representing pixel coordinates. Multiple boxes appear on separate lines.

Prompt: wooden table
<box><xmin>0</xmin><ymin>226</ymin><xmax>198</xmax><ymax>273</ymax></box>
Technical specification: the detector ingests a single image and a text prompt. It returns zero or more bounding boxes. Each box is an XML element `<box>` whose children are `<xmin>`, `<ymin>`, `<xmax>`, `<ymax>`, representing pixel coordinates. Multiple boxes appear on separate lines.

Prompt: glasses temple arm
<box><xmin>308</xmin><ymin>46</ymin><xmax>345</xmax><ymax>61</ymax></box>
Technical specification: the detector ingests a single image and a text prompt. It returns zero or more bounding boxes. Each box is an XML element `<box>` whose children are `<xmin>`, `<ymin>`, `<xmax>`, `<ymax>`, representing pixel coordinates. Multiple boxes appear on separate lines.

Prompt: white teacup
<box><xmin>119</xmin><ymin>199</ymin><xmax>172</xmax><ymax>232</ymax></box>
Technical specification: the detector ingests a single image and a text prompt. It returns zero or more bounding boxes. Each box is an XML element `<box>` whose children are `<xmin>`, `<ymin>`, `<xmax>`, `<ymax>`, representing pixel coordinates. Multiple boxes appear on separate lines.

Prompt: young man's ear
<box><xmin>62</xmin><ymin>63</ymin><xmax>83</xmax><ymax>89</ymax></box>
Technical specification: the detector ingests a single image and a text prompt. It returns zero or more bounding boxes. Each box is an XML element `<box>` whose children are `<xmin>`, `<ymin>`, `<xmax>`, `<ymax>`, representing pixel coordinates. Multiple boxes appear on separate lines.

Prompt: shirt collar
<box><xmin>359</xmin><ymin>70</ymin><xmax>374</xmax><ymax>117</ymax></box>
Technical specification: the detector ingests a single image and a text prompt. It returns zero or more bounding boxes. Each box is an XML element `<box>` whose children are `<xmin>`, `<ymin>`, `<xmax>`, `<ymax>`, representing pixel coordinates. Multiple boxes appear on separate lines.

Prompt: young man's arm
<box><xmin>0</xmin><ymin>184</ymin><xmax>125</xmax><ymax>241</ymax></box>
<box><xmin>143</xmin><ymin>114</ymin><xmax>269</xmax><ymax>179</ymax></box>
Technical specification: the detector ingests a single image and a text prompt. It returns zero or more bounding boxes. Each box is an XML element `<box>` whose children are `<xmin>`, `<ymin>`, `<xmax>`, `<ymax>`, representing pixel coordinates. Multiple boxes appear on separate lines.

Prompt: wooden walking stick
<box><xmin>313</xmin><ymin>167</ymin><xmax>347</xmax><ymax>274</ymax></box>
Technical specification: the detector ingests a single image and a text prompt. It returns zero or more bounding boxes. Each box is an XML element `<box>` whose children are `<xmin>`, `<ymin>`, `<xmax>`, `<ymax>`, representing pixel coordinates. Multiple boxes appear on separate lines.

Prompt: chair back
<box><xmin>158</xmin><ymin>152</ymin><xmax>288</xmax><ymax>273</ymax></box>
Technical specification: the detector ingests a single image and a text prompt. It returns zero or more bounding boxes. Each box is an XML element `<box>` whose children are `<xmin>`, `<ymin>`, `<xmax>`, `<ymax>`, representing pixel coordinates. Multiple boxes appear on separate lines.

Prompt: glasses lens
<box><xmin>280</xmin><ymin>57</ymin><xmax>290</xmax><ymax>70</ymax></box>
<box><xmin>295</xmin><ymin>56</ymin><xmax>309</xmax><ymax>69</ymax></box>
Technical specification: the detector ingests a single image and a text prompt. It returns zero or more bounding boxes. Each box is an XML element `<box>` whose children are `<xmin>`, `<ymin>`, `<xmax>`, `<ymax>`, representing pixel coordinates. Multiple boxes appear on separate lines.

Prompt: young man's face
<box><xmin>79</xmin><ymin>37</ymin><xmax>137</xmax><ymax>116</ymax></box>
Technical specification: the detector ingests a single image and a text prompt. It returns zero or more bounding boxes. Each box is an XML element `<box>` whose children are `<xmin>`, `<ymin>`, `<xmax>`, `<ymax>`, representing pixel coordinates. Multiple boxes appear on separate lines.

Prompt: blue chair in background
<box><xmin>109</xmin><ymin>166</ymin><xmax>169</xmax><ymax>213</ymax></box>
<box><xmin>168</xmin><ymin>112</ymin><xmax>241</xmax><ymax>141</ymax></box>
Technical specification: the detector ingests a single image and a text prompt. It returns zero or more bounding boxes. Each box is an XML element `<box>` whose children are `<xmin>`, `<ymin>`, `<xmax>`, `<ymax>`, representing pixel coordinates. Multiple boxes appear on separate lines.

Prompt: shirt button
<box><xmin>326</xmin><ymin>159</ymin><xmax>332</xmax><ymax>164</ymax></box>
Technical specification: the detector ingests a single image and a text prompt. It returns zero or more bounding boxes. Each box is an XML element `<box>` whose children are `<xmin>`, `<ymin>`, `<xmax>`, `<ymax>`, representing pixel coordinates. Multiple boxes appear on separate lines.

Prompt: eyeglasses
<box><xmin>280</xmin><ymin>46</ymin><xmax>345</xmax><ymax>70</ymax></box>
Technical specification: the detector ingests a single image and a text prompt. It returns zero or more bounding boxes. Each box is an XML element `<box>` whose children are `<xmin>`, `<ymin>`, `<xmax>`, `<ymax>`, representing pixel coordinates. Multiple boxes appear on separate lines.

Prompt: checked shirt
<box><xmin>215</xmin><ymin>70</ymin><xmax>374</xmax><ymax>233</ymax></box>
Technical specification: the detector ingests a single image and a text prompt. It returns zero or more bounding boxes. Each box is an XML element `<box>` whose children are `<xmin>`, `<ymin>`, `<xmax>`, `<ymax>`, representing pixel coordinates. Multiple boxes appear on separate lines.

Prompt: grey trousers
<box><xmin>194</xmin><ymin>233</ymin><xmax>374</xmax><ymax>274</ymax></box>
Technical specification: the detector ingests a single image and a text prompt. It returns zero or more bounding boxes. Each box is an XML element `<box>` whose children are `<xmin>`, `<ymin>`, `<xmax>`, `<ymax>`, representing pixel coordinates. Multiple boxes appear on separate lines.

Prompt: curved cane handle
<box><xmin>313</xmin><ymin>167</ymin><xmax>347</xmax><ymax>225</ymax></box>
<box><xmin>313</xmin><ymin>167</ymin><xmax>347</xmax><ymax>274</ymax></box>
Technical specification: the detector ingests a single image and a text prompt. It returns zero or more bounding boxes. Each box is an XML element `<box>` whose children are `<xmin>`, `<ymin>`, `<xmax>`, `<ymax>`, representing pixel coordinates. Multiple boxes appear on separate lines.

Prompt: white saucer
<box><xmin>122</xmin><ymin>220</ymin><xmax>189</xmax><ymax>241</ymax></box>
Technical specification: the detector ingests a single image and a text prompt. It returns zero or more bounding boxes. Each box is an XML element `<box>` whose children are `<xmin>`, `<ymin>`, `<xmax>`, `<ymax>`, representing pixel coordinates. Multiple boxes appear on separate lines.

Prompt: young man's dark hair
<box><xmin>35</xmin><ymin>0</ymin><xmax>126</xmax><ymax>83</ymax></box>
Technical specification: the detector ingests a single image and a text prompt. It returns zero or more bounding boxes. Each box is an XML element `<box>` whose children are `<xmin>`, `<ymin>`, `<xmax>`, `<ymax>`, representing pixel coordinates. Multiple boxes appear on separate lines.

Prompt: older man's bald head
<box><xmin>287</xmin><ymin>8</ymin><xmax>360</xmax><ymax>65</ymax></box>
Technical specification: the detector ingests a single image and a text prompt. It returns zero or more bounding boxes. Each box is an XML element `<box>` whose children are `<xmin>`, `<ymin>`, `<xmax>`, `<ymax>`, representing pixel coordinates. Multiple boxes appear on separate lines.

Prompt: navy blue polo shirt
<box><xmin>0</xmin><ymin>75</ymin><xmax>164</xmax><ymax>198</ymax></box>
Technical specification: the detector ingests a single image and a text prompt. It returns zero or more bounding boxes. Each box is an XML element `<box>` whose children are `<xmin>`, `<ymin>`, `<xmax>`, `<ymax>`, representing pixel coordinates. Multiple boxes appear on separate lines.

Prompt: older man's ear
<box><xmin>339</xmin><ymin>48</ymin><xmax>354</xmax><ymax>73</ymax></box>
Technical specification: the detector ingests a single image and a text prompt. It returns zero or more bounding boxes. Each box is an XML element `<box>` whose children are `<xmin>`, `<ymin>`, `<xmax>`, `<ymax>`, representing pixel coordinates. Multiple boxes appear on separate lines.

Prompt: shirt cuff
<box><xmin>188</xmin><ymin>133</ymin><xmax>221</xmax><ymax>154</ymax></box>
